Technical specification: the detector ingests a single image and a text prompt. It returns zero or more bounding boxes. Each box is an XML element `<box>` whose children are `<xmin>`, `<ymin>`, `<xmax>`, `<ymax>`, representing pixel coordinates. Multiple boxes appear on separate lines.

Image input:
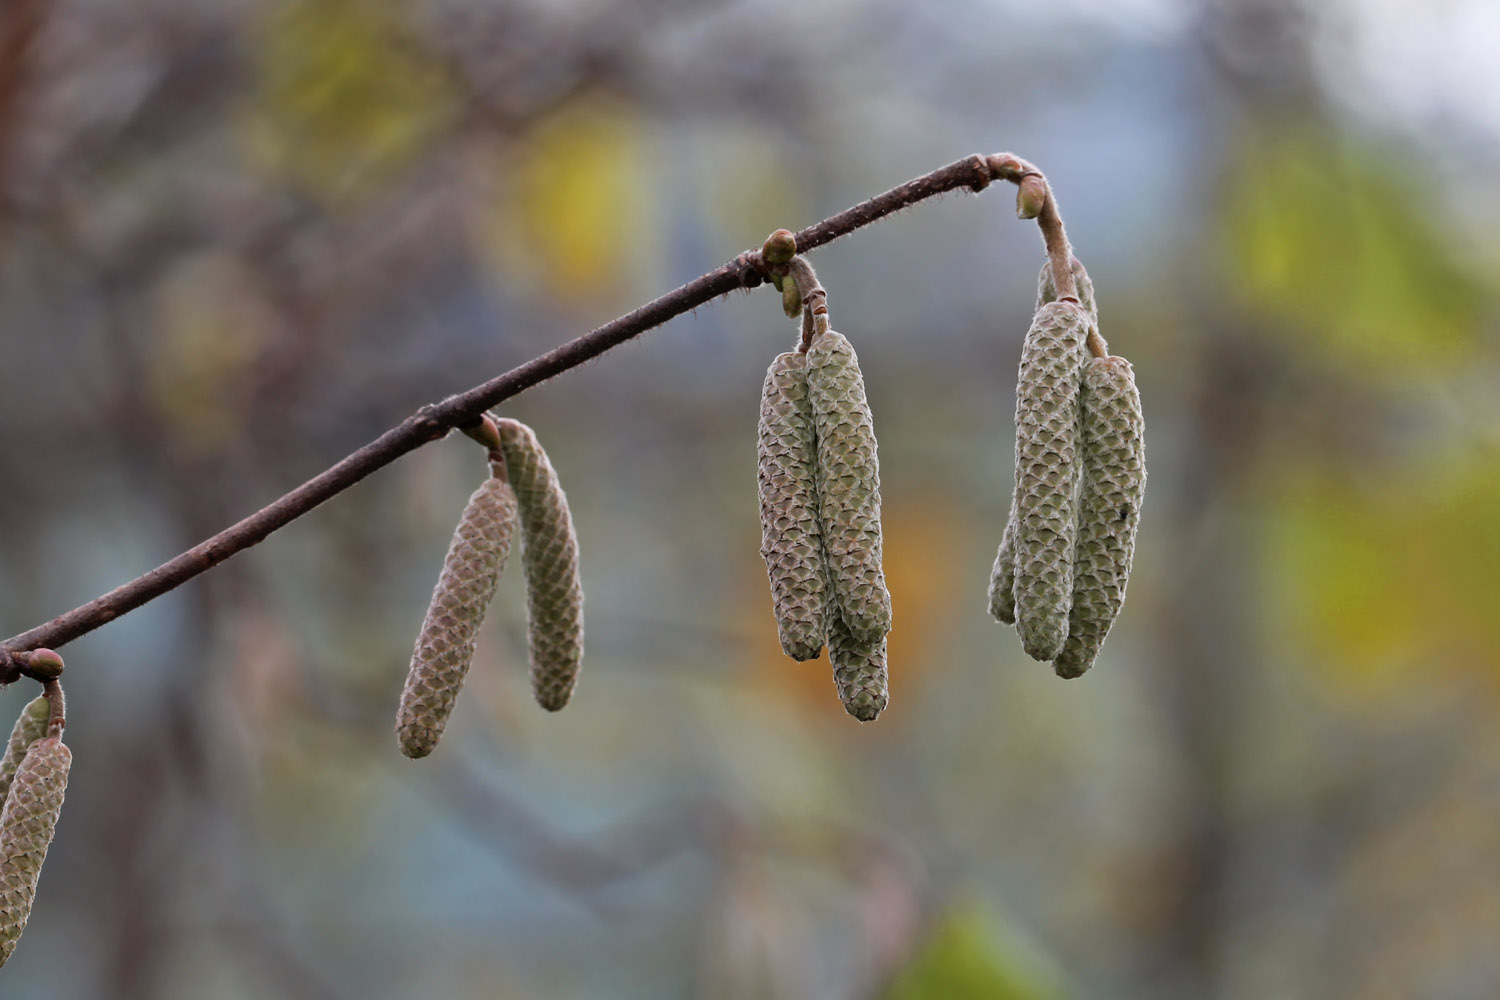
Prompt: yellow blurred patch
<box><xmin>1261</xmin><ymin>452</ymin><xmax>1500</xmax><ymax>700</ymax></box>
<box><xmin>736</xmin><ymin>495</ymin><xmax>967</xmax><ymax>722</ymax></box>
<box><xmin>471</xmin><ymin>97</ymin><xmax>652</xmax><ymax>303</ymax></box>
<box><xmin>1219</xmin><ymin>124</ymin><xmax>1484</xmax><ymax>375</ymax></box>
<box><xmin>146</xmin><ymin>252</ymin><xmax>274</xmax><ymax>454</ymax></box>
<box><xmin>247</xmin><ymin>0</ymin><xmax>452</xmax><ymax>203</ymax></box>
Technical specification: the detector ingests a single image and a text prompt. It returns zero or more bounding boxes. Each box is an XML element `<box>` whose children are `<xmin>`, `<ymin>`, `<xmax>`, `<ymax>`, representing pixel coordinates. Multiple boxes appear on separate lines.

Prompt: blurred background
<box><xmin>1</xmin><ymin>0</ymin><xmax>1498</xmax><ymax>997</ymax></box>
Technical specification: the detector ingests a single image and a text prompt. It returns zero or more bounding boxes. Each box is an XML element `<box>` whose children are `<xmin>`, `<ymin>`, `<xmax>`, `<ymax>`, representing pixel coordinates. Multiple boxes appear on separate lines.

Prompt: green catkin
<box><xmin>806</xmin><ymin>329</ymin><xmax>892</xmax><ymax>646</ymax></box>
<box><xmin>1012</xmin><ymin>300</ymin><xmax>1090</xmax><ymax>661</ymax></box>
<box><xmin>0</xmin><ymin>735</ymin><xmax>71</xmax><ymax>968</ymax></box>
<box><xmin>989</xmin><ymin>257</ymin><xmax>1101</xmax><ymax>627</ymax></box>
<box><xmin>496</xmin><ymin>418</ymin><xmax>585</xmax><ymax>712</ymax></box>
<box><xmin>0</xmin><ymin>698</ymin><xmax>51</xmax><ymax>803</ymax></box>
<box><xmin>756</xmin><ymin>351</ymin><xmax>829</xmax><ymax>660</ymax></box>
<box><xmin>396</xmin><ymin>474</ymin><xmax>518</xmax><ymax>758</ymax></box>
<box><xmin>1054</xmin><ymin>356</ymin><xmax>1146</xmax><ymax>679</ymax></box>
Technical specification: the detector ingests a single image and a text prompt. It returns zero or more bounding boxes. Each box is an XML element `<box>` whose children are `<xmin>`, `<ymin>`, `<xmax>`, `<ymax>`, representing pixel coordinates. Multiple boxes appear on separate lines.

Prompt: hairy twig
<box><xmin>1</xmin><ymin>152</ymin><xmax>1076</xmax><ymax>680</ymax></box>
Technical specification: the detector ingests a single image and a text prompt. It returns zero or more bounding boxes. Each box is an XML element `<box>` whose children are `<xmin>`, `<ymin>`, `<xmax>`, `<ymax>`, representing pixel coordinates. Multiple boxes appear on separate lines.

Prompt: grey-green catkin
<box><xmin>0</xmin><ymin>735</ymin><xmax>71</xmax><ymax>968</ymax></box>
<box><xmin>823</xmin><ymin>558</ymin><xmax>887</xmax><ymax>721</ymax></box>
<box><xmin>806</xmin><ymin>329</ymin><xmax>892</xmax><ymax>646</ymax></box>
<box><xmin>987</xmin><ymin>508</ymin><xmax>1019</xmax><ymax>625</ymax></box>
<box><xmin>757</xmin><ymin>351</ymin><xmax>828</xmax><ymax>661</ymax></box>
<box><xmin>1012</xmin><ymin>301</ymin><xmax>1090</xmax><ymax>661</ymax></box>
<box><xmin>990</xmin><ymin>258</ymin><xmax>1100</xmax><ymax>628</ymax></box>
<box><xmin>1037</xmin><ymin>256</ymin><xmax>1100</xmax><ymax>340</ymax></box>
<box><xmin>828</xmin><ymin>609</ymin><xmax>889</xmax><ymax>722</ymax></box>
<box><xmin>0</xmin><ymin>698</ymin><xmax>51</xmax><ymax>803</ymax></box>
<box><xmin>396</xmin><ymin>474</ymin><xmax>518</xmax><ymax>758</ymax></box>
<box><xmin>496</xmin><ymin>418</ymin><xmax>585</xmax><ymax>712</ymax></box>
<box><xmin>1054</xmin><ymin>356</ymin><xmax>1146</xmax><ymax>679</ymax></box>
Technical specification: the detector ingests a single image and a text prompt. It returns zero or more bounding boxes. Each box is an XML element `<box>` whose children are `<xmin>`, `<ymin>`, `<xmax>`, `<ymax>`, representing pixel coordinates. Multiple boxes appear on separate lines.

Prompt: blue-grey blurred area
<box><xmin>2</xmin><ymin>0</ymin><xmax>1499</xmax><ymax>997</ymax></box>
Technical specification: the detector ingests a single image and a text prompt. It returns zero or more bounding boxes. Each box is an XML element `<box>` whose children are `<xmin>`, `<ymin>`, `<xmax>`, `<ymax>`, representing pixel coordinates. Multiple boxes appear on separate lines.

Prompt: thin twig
<box><xmin>1</xmin><ymin>151</ymin><xmax>1073</xmax><ymax>677</ymax></box>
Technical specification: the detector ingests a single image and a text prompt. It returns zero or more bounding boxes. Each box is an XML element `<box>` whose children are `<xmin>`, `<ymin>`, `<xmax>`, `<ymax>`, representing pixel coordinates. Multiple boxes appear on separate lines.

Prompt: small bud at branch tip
<box><xmin>762</xmin><ymin>229</ymin><xmax>797</xmax><ymax>266</ymax></box>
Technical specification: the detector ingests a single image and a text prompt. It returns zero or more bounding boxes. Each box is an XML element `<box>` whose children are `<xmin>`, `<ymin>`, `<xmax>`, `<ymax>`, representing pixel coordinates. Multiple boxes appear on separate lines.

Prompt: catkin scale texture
<box><xmin>0</xmin><ymin>736</ymin><xmax>71</xmax><ymax>968</ymax></box>
<box><xmin>396</xmin><ymin>476</ymin><xmax>517</xmax><ymax>758</ymax></box>
<box><xmin>497</xmin><ymin>418</ymin><xmax>585</xmax><ymax>711</ymax></box>
<box><xmin>757</xmin><ymin>352</ymin><xmax>829</xmax><ymax>660</ymax></box>
<box><xmin>1054</xmin><ymin>356</ymin><xmax>1146</xmax><ymax>679</ymax></box>
<box><xmin>1012</xmin><ymin>301</ymin><xmax>1090</xmax><ymax>661</ymax></box>
<box><xmin>990</xmin><ymin>260</ymin><xmax>1097</xmax><ymax>629</ymax></box>
<box><xmin>1037</xmin><ymin>257</ymin><xmax>1098</xmax><ymax>332</ymax></box>
<box><xmin>828</xmin><ymin>608</ymin><xmax>889</xmax><ymax>722</ymax></box>
<box><xmin>988</xmin><ymin>507</ymin><xmax>1019</xmax><ymax>625</ymax></box>
<box><xmin>806</xmin><ymin>329</ymin><xmax>892</xmax><ymax>646</ymax></box>
<box><xmin>0</xmin><ymin>698</ymin><xmax>50</xmax><ymax>803</ymax></box>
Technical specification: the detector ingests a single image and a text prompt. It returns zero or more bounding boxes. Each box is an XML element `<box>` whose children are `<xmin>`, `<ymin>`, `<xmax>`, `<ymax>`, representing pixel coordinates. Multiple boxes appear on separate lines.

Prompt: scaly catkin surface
<box><xmin>1054</xmin><ymin>356</ymin><xmax>1145</xmax><ymax>679</ymax></box>
<box><xmin>0</xmin><ymin>736</ymin><xmax>71</xmax><ymax>968</ymax></box>
<box><xmin>990</xmin><ymin>260</ymin><xmax>1100</xmax><ymax>628</ymax></box>
<box><xmin>827</xmin><ymin>603</ymin><xmax>889</xmax><ymax>722</ymax></box>
<box><xmin>396</xmin><ymin>475</ymin><xmax>517</xmax><ymax>758</ymax></box>
<box><xmin>1012</xmin><ymin>301</ymin><xmax>1090</xmax><ymax>661</ymax></box>
<box><xmin>757</xmin><ymin>351</ymin><xmax>829</xmax><ymax>660</ymax></box>
<box><xmin>0</xmin><ymin>698</ymin><xmax>50</xmax><ymax>803</ymax></box>
<box><xmin>1037</xmin><ymin>256</ymin><xmax>1099</xmax><ymax>337</ymax></box>
<box><xmin>988</xmin><ymin>507</ymin><xmax>1019</xmax><ymax>625</ymax></box>
<box><xmin>497</xmin><ymin>418</ymin><xmax>585</xmax><ymax>711</ymax></box>
<box><xmin>806</xmin><ymin>329</ymin><xmax>892</xmax><ymax>646</ymax></box>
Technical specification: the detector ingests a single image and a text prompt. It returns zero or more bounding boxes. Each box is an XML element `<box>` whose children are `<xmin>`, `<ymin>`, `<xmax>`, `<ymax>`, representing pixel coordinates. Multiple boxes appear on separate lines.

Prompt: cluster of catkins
<box><xmin>0</xmin><ymin>654</ymin><xmax>71</xmax><ymax>969</ymax></box>
<box><xmin>989</xmin><ymin>259</ymin><xmax>1146</xmax><ymax>677</ymax></box>
<box><xmin>395</xmin><ymin>415</ymin><xmax>584</xmax><ymax>758</ymax></box>
<box><xmin>757</xmin><ymin>246</ymin><xmax>893</xmax><ymax>722</ymax></box>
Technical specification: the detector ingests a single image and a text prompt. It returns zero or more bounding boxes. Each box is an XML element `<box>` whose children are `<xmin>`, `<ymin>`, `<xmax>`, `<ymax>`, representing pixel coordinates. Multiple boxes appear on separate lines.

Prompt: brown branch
<box><xmin>1</xmin><ymin>152</ymin><xmax>1074</xmax><ymax>678</ymax></box>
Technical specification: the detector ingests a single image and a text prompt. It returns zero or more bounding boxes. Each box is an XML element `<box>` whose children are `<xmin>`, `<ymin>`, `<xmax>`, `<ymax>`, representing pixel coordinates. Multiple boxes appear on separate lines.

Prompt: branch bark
<box><xmin>1</xmin><ymin>152</ymin><xmax>1071</xmax><ymax>679</ymax></box>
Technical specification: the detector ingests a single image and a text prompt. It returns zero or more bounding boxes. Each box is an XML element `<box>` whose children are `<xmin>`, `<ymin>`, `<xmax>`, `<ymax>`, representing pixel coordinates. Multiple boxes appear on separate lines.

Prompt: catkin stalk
<box><xmin>1054</xmin><ymin>356</ymin><xmax>1146</xmax><ymax>679</ymax></box>
<box><xmin>757</xmin><ymin>351</ymin><xmax>829</xmax><ymax>660</ymax></box>
<box><xmin>0</xmin><ymin>698</ymin><xmax>51</xmax><ymax>803</ymax></box>
<box><xmin>0</xmin><ymin>735</ymin><xmax>71</xmax><ymax>967</ymax></box>
<box><xmin>806</xmin><ymin>329</ymin><xmax>891</xmax><ymax>646</ymax></box>
<box><xmin>396</xmin><ymin>474</ymin><xmax>518</xmax><ymax>758</ymax></box>
<box><xmin>1012</xmin><ymin>301</ymin><xmax>1090</xmax><ymax>661</ymax></box>
<box><xmin>1037</xmin><ymin>256</ymin><xmax>1100</xmax><ymax>342</ymax></box>
<box><xmin>496</xmin><ymin>418</ymin><xmax>585</xmax><ymax>712</ymax></box>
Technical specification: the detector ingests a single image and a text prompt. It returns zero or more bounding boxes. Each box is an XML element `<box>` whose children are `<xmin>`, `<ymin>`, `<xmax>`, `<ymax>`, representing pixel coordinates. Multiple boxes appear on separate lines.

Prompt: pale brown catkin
<box><xmin>0</xmin><ymin>698</ymin><xmax>50</xmax><ymax>803</ymax></box>
<box><xmin>1012</xmin><ymin>301</ymin><xmax>1090</xmax><ymax>661</ymax></box>
<box><xmin>828</xmin><ymin>608</ymin><xmax>889</xmax><ymax>722</ymax></box>
<box><xmin>1054</xmin><ymin>356</ymin><xmax>1146</xmax><ymax>679</ymax></box>
<box><xmin>989</xmin><ymin>257</ymin><xmax>1100</xmax><ymax>627</ymax></box>
<box><xmin>496</xmin><ymin>418</ymin><xmax>585</xmax><ymax>712</ymax></box>
<box><xmin>757</xmin><ymin>351</ymin><xmax>829</xmax><ymax>660</ymax></box>
<box><xmin>806</xmin><ymin>329</ymin><xmax>892</xmax><ymax>646</ymax></box>
<box><xmin>0</xmin><ymin>734</ymin><xmax>71</xmax><ymax>968</ymax></box>
<box><xmin>396</xmin><ymin>474</ymin><xmax>518</xmax><ymax>758</ymax></box>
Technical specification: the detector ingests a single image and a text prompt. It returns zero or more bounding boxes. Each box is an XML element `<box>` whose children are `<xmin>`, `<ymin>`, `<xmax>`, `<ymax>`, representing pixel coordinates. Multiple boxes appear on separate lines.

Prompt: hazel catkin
<box><xmin>1011</xmin><ymin>300</ymin><xmax>1090</xmax><ymax>661</ymax></box>
<box><xmin>828</xmin><ymin>608</ymin><xmax>889</xmax><ymax>722</ymax></box>
<box><xmin>496</xmin><ymin>418</ymin><xmax>585</xmax><ymax>712</ymax></box>
<box><xmin>0</xmin><ymin>698</ymin><xmax>50</xmax><ymax>804</ymax></box>
<box><xmin>1054</xmin><ymin>355</ymin><xmax>1146</xmax><ymax>679</ymax></box>
<box><xmin>991</xmin><ymin>260</ymin><xmax>1099</xmax><ymax>631</ymax></box>
<box><xmin>396</xmin><ymin>474</ymin><xmax>518</xmax><ymax>758</ymax></box>
<box><xmin>806</xmin><ymin>329</ymin><xmax>892</xmax><ymax>647</ymax></box>
<box><xmin>0</xmin><ymin>735</ymin><xmax>71</xmax><ymax>968</ymax></box>
<box><xmin>757</xmin><ymin>351</ymin><xmax>829</xmax><ymax>660</ymax></box>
